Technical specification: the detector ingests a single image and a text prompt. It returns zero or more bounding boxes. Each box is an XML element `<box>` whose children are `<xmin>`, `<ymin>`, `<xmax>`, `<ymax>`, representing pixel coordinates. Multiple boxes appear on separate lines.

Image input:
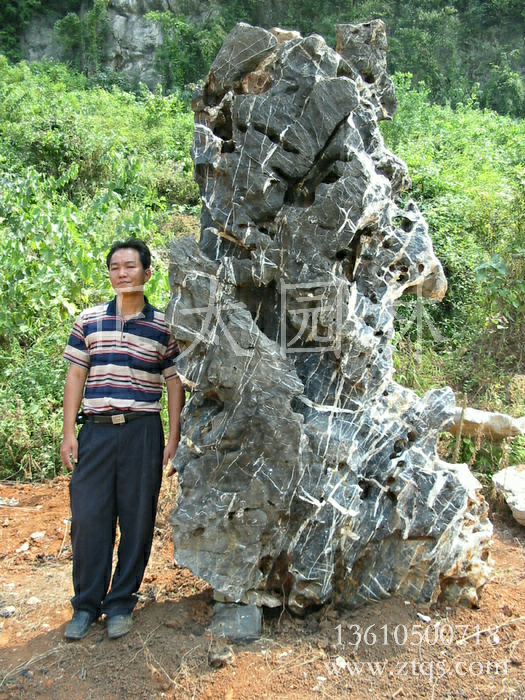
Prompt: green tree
<box><xmin>481</xmin><ymin>53</ymin><xmax>525</xmax><ymax>117</ymax></box>
<box><xmin>146</xmin><ymin>7</ymin><xmax>227</xmax><ymax>90</ymax></box>
<box><xmin>54</xmin><ymin>0</ymin><xmax>110</xmax><ymax>76</ymax></box>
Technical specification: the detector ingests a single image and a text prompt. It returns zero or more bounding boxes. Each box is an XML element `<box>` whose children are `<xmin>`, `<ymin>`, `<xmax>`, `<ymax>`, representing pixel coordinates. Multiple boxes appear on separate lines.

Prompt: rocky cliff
<box><xmin>21</xmin><ymin>0</ymin><xmax>174</xmax><ymax>88</ymax></box>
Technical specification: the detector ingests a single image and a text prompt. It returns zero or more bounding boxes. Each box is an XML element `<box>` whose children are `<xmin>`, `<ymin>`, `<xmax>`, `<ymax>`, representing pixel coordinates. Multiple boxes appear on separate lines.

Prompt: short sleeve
<box><xmin>161</xmin><ymin>335</ymin><xmax>180</xmax><ymax>382</ymax></box>
<box><xmin>63</xmin><ymin>313</ymin><xmax>91</xmax><ymax>369</ymax></box>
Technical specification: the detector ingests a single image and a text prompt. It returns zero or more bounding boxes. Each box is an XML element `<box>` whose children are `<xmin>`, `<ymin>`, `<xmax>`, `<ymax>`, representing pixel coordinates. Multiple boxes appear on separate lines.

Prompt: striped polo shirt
<box><xmin>63</xmin><ymin>297</ymin><xmax>179</xmax><ymax>414</ymax></box>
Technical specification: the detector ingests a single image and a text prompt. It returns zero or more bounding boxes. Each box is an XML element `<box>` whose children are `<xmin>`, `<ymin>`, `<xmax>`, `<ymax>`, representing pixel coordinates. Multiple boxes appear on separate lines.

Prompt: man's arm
<box><xmin>164</xmin><ymin>376</ymin><xmax>185</xmax><ymax>476</ymax></box>
<box><xmin>60</xmin><ymin>363</ymin><xmax>88</xmax><ymax>471</ymax></box>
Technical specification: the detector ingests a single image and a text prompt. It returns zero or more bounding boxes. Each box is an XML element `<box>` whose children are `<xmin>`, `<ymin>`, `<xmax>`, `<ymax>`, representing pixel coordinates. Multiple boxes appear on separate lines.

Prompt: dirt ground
<box><xmin>0</xmin><ymin>476</ymin><xmax>524</xmax><ymax>700</ymax></box>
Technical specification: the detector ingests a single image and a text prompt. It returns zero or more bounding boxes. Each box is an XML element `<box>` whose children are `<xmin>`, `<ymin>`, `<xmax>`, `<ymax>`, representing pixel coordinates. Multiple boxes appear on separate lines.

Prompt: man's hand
<box><xmin>61</xmin><ymin>363</ymin><xmax>88</xmax><ymax>472</ymax></box>
<box><xmin>164</xmin><ymin>376</ymin><xmax>185</xmax><ymax>478</ymax></box>
<box><xmin>61</xmin><ymin>433</ymin><xmax>78</xmax><ymax>471</ymax></box>
<box><xmin>163</xmin><ymin>435</ymin><xmax>180</xmax><ymax>477</ymax></box>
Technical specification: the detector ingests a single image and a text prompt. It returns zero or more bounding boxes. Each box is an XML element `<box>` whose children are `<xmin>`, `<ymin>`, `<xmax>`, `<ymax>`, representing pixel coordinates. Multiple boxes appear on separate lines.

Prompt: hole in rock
<box><xmin>361</xmin><ymin>70</ymin><xmax>376</xmax><ymax>84</ymax></box>
<box><xmin>337</xmin><ymin>60</ymin><xmax>354</xmax><ymax>78</ymax></box>
<box><xmin>358</xmin><ymin>480</ymin><xmax>370</xmax><ymax>499</ymax></box>
<box><xmin>253</xmin><ymin>123</ymin><xmax>281</xmax><ymax>144</ymax></box>
<box><xmin>272</xmin><ymin>166</ymin><xmax>288</xmax><ymax>181</ymax></box>
<box><xmin>303</xmin><ymin>191</ymin><xmax>315</xmax><ymax>206</ymax></box>
<box><xmin>418</xmin><ymin>263</ymin><xmax>425</xmax><ymax>273</ymax></box>
<box><xmin>393</xmin><ymin>216</ymin><xmax>414</xmax><ymax>232</ymax></box>
<box><xmin>213</xmin><ymin>107</ymin><xmax>233</xmax><ymax>140</ymax></box>
<box><xmin>193</xmin><ymin>527</ymin><xmax>205</xmax><ymax>536</ymax></box>
<box><xmin>386</xmin><ymin>491</ymin><xmax>397</xmax><ymax>504</ymax></box>
<box><xmin>378</xmin><ymin>162</ymin><xmax>394</xmax><ymax>179</ymax></box>
<box><xmin>259</xmin><ymin>555</ymin><xmax>273</xmax><ymax>575</ymax></box>
<box><xmin>392</xmin><ymin>438</ymin><xmax>408</xmax><ymax>454</ymax></box>
<box><xmin>221</xmin><ymin>140</ymin><xmax>235</xmax><ymax>153</ymax></box>
<box><xmin>237</xmin><ymin>122</ymin><xmax>248</xmax><ymax>133</ymax></box>
<box><xmin>385</xmin><ymin>476</ymin><xmax>396</xmax><ymax>485</ymax></box>
<box><xmin>321</xmin><ymin>171</ymin><xmax>340</xmax><ymax>185</ymax></box>
<box><xmin>284</xmin><ymin>185</ymin><xmax>315</xmax><ymax>207</ymax></box>
<box><xmin>282</xmin><ymin>141</ymin><xmax>300</xmax><ymax>154</ymax></box>
<box><xmin>407</xmin><ymin>430</ymin><xmax>418</xmax><ymax>442</ymax></box>
<box><xmin>194</xmin><ymin>163</ymin><xmax>206</xmax><ymax>179</ymax></box>
<box><xmin>266</xmin><ymin>551</ymin><xmax>294</xmax><ymax>594</ymax></box>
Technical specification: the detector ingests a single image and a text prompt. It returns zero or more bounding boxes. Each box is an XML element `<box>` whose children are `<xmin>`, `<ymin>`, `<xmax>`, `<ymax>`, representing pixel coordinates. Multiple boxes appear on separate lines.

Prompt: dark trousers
<box><xmin>69</xmin><ymin>414</ymin><xmax>164</xmax><ymax>618</ymax></box>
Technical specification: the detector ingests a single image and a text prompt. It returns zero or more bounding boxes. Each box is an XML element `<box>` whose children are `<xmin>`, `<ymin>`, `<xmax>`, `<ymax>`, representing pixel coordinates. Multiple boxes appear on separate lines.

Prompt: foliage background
<box><xmin>1</xmin><ymin>0</ymin><xmax>524</xmax><ymax>116</ymax></box>
<box><xmin>0</xmin><ymin>57</ymin><xmax>198</xmax><ymax>478</ymax></box>
<box><xmin>0</xmin><ymin>1</ymin><xmax>524</xmax><ymax>480</ymax></box>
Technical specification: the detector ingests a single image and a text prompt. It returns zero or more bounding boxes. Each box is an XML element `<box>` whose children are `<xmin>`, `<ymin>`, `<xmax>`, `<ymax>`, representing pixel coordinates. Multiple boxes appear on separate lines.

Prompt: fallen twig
<box><xmin>57</xmin><ymin>517</ymin><xmax>71</xmax><ymax>559</ymax></box>
<box><xmin>265</xmin><ymin>651</ymin><xmax>326</xmax><ymax>679</ymax></box>
<box><xmin>0</xmin><ymin>647</ymin><xmax>61</xmax><ymax>687</ymax></box>
<box><xmin>456</xmin><ymin>616</ymin><xmax>525</xmax><ymax>645</ymax></box>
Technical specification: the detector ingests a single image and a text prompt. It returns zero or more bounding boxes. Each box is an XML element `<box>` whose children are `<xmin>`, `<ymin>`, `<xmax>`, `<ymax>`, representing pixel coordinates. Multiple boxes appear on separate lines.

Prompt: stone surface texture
<box><xmin>493</xmin><ymin>466</ymin><xmax>525</xmax><ymax>527</ymax></box>
<box><xmin>167</xmin><ymin>20</ymin><xmax>492</xmax><ymax>612</ymax></box>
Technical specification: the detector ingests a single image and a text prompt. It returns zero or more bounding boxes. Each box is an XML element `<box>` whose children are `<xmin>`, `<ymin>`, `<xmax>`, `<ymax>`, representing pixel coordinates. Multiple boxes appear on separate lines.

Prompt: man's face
<box><xmin>108</xmin><ymin>248</ymin><xmax>151</xmax><ymax>293</ymax></box>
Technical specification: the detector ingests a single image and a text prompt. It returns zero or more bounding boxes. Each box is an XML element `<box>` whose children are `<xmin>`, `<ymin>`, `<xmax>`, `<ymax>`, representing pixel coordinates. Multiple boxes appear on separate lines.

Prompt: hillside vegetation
<box><xmin>1</xmin><ymin>0</ymin><xmax>524</xmax><ymax>117</ymax></box>
<box><xmin>0</xmin><ymin>55</ymin><xmax>524</xmax><ymax>479</ymax></box>
<box><xmin>0</xmin><ymin>58</ymin><xmax>198</xmax><ymax>478</ymax></box>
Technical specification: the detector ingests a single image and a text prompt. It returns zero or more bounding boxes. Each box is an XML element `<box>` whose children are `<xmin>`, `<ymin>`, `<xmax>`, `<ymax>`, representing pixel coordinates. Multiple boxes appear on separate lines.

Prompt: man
<box><xmin>60</xmin><ymin>238</ymin><xmax>184</xmax><ymax>640</ymax></box>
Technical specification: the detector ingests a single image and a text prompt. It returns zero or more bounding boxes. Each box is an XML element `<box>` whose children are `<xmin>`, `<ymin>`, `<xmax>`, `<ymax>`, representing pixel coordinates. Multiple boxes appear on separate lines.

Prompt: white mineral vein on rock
<box><xmin>167</xmin><ymin>20</ymin><xmax>493</xmax><ymax>611</ymax></box>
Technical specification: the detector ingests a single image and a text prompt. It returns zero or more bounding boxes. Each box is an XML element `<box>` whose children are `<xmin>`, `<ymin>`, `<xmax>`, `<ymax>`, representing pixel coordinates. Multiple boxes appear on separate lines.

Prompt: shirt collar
<box><xmin>107</xmin><ymin>296</ymin><xmax>153</xmax><ymax>320</ymax></box>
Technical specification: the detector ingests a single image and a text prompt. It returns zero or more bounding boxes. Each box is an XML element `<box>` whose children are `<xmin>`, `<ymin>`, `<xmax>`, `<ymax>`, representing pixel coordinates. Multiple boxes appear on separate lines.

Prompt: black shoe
<box><xmin>64</xmin><ymin>610</ymin><xmax>96</xmax><ymax>640</ymax></box>
<box><xmin>107</xmin><ymin>613</ymin><xmax>133</xmax><ymax>639</ymax></box>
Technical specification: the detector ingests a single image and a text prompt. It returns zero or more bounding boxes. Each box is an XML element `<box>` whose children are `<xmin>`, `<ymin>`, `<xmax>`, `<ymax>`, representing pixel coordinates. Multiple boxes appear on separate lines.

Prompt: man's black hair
<box><xmin>106</xmin><ymin>238</ymin><xmax>151</xmax><ymax>270</ymax></box>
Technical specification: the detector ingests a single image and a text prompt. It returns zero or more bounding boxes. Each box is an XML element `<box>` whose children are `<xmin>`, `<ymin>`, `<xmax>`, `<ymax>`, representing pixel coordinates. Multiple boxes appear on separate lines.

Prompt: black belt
<box><xmin>84</xmin><ymin>411</ymin><xmax>153</xmax><ymax>425</ymax></box>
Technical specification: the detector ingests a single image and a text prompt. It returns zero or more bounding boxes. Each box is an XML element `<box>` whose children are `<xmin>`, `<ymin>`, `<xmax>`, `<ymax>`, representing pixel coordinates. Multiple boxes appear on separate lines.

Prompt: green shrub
<box><xmin>54</xmin><ymin>0</ymin><xmax>110</xmax><ymax>76</ymax></box>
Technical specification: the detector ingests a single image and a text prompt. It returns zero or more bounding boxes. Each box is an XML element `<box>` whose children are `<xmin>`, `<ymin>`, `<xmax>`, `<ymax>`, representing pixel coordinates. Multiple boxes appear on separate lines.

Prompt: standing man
<box><xmin>60</xmin><ymin>238</ymin><xmax>184</xmax><ymax>640</ymax></box>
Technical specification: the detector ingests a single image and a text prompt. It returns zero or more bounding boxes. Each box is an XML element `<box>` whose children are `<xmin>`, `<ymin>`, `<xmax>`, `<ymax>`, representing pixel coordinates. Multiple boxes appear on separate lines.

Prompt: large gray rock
<box><xmin>493</xmin><ymin>466</ymin><xmax>525</xmax><ymax>526</ymax></box>
<box><xmin>167</xmin><ymin>21</ymin><xmax>492</xmax><ymax>612</ymax></box>
<box><xmin>450</xmin><ymin>406</ymin><xmax>525</xmax><ymax>440</ymax></box>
